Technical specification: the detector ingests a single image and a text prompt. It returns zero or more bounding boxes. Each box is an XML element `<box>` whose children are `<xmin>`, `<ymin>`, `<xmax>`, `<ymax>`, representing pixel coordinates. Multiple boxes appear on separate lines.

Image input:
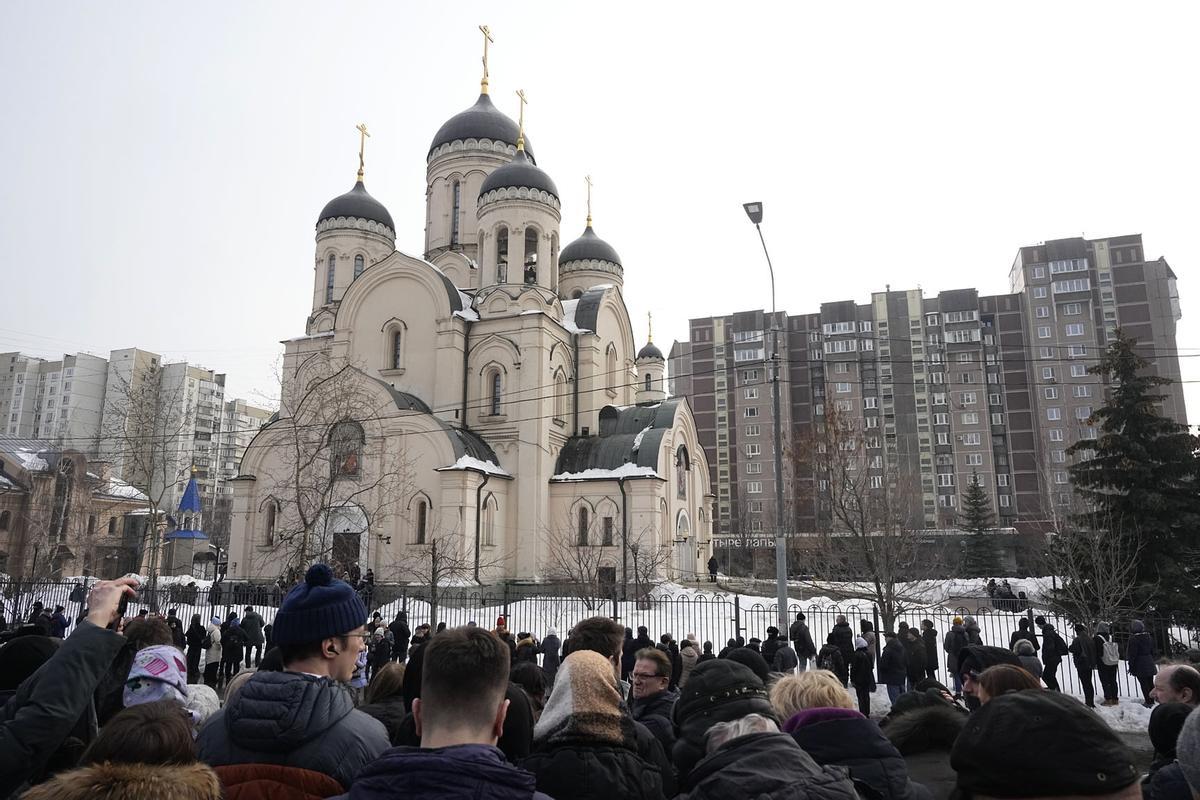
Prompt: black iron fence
<box><xmin>4</xmin><ymin>578</ymin><xmax>1191</xmax><ymax>702</ymax></box>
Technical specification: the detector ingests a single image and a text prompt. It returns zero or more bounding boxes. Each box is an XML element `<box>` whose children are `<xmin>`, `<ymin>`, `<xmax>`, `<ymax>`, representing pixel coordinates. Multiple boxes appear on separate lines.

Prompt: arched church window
<box><xmin>107</xmin><ymin>516</ymin><xmax>116</xmax><ymax>536</ymax></box>
<box><xmin>325</xmin><ymin>254</ymin><xmax>336</xmax><ymax>304</ymax></box>
<box><xmin>264</xmin><ymin>500</ymin><xmax>278</xmax><ymax>545</ymax></box>
<box><xmin>676</xmin><ymin>446</ymin><xmax>690</xmax><ymax>501</ymax></box>
<box><xmin>353</xmin><ymin>254</ymin><xmax>365</xmax><ymax>279</ymax></box>
<box><xmin>571</xmin><ymin>289</ymin><xmax>583</xmax><ymax>300</ymax></box>
<box><xmin>483</xmin><ymin>495</ymin><xmax>497</xmax><ymax>546</ymax></box>
<box><xmin>496</xmin><ymin>227</ymin><xmax>509</xmax><ymax>283</ymax></box>
<box><xmin>577</xmin><ymin>506</ymin><xmax>589</xmax><ymax>546</ymax></box>
<box><xmin>329</xmin><ymin>420</ymin><xmax>364</xmax><ymax>478</ymax></box>
<box><xmin>0</xmin><ymin>510</ymin><xmax>9</xmax><ymax>531</ymax></box>
<box><xmin>50</xmin><ymin>458</ymin><xmax>74</xmax><ymax>542</ymax></box>
<box><xmin>606</xmin><ymin>346</ymin><xmax>618</xmax><ymax>393</ymax></box>
<box><xmin>490</xmin><ymin>372</ymin><xmax>502</xmax><ymax>416</ymax></box>
<box><xmin>416</xmin><ymin>501</ymin><xmax>427</xmax><ymax>545</ymax></box>
<box><xmin>553</xmin><ymin>370</ymin><xmax>567</xmax><ymax>421</ymax></box>
<box><xmin>645</xmin><ymin>373</ymin><xmax>652</xmax><ymax>392</ymax></box>
<box><xmin>451</xmin><ymin>181</ymin><xmax>461</xmax><ymax>247</ymax></box>
<box><xmin>524</xmin><ymin>228</ymin><xmax>538</xmax><ymax>285</ymax></box>
<box><xmin>392</xmin><ymin>331</ymin><xmax>403</xmax><ymax>370</ymax></box>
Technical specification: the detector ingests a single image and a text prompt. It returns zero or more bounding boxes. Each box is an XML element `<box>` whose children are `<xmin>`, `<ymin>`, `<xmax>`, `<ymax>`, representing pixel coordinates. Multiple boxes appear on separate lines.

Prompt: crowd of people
<box><xmin>2</xmin><ymin>566</ymin><xmax>1200</xmax><ymax>800</ymax></box>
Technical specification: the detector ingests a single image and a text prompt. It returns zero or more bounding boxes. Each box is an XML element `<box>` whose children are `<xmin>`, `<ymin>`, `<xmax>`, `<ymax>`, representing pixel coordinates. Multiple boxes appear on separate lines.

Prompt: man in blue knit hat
<box><xmin>197</xmin><ymin>564</ymin><xmax>389</xmax><ymax>791</ymax></box>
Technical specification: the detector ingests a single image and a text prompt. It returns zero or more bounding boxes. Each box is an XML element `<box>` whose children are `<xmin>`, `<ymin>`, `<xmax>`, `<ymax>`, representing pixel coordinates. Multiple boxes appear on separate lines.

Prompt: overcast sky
<box><xmin>1</xmin><ymin>2</ymin><xmax>1196</xmax><ymax>424</ymax></box>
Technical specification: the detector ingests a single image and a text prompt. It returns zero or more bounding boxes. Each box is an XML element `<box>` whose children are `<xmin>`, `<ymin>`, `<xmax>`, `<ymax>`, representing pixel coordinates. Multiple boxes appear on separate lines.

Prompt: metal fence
<box><xmin>4</xmin><ymin>578</ymin><xmax>1190</xmax><ymax>702</ymax></box>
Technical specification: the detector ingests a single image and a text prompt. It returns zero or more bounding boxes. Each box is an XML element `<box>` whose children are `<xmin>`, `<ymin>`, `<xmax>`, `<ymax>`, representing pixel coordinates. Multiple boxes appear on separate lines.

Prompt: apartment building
<box><xmin>676</xmin><ymin>234</ymin><xmax>1187</xmax><ymax>543</ymax></box>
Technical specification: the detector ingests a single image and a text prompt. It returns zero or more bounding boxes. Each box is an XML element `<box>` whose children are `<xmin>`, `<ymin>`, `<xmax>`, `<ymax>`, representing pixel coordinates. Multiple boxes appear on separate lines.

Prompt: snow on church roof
<box><xmin>560</xmin><ymin>299</ymin><xmax>590</xmax><ymax>334</ymax></box>
<box><xmin>436</xmin><ymin>455</ymin><xmax>512</xmax><ymax>478</ymax></box>
<box><xmin>551</xmin><ymin>463</ymin><xmax>659</xmax><ymax>482</ymax></box>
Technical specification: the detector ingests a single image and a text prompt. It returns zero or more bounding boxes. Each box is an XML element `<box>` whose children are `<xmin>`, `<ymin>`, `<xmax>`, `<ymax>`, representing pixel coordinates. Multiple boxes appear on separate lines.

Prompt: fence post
<box><xmin>401</xmin><ymin>586</ymin><xmax>408</xmax><ymax>614</ymax></box>
<box><xmin>734</xmin><ymin>594</ymin><xmax>742</xmax><ymax>639</ymax></box>
<box><xmin>872</xmin><ymin>604</ymin><xmax>882</xmax><ymax>659</ymax></box>
<box><xmin>611</xmin><ymin>590</ymin><xmax>619</xmax><ymax>623</ymax></box>
<box><xmin>502</xmin><ymin>583</ymin><xmax>510</xmax><ymax>625</ymax></box>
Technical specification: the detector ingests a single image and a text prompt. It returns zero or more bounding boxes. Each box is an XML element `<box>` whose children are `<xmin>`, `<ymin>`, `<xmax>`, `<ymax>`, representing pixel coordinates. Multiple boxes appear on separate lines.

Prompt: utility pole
<box><xmin>743</xmin><ymin>202</ymin><xmax>792</xmax><ymax>633</ymax></box>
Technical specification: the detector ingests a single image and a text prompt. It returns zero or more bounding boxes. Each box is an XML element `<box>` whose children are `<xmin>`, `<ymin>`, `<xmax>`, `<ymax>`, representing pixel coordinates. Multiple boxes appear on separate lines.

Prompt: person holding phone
<box><xmin>0</xmin><ymin>576</ymin><xmax>139</xmax><ymax>796</ymax></box>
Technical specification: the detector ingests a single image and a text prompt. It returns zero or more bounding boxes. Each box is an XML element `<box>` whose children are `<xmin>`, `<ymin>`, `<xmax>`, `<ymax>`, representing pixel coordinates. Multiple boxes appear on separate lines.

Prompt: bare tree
<box><xmin>795</xmin><ymin>405</ymin><xmax>947</xmax><ymax>632</ymax></box>
<box><xmin>101</xmin><ymin>359</ymin><xmax>193</xmax><ymax>592</ymax></box>
<box><xmin>249</xmin><ymin>363</ymin><xmax>413</xmax><ymax>581</ymax></box>
<box><xmin>1044</xmin><ymin>521</ymin><xmax>1148</xmax><ymax>630</ymax></box>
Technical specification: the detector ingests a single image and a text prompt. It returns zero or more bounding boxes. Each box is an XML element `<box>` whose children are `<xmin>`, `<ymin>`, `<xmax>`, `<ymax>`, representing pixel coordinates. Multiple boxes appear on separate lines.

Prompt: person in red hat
<box><xmin>493</xmin><ymin>615</ymin><xmax>516</xmax><ymax>663</ymax></box>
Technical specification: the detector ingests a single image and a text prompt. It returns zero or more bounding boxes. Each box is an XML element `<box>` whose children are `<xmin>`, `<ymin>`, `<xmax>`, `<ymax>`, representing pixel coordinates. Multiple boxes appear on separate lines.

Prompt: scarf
<box><xmin>534</xmin><ymin>649</ymin><xmax>636</xmax><ymax>748</ymax></box>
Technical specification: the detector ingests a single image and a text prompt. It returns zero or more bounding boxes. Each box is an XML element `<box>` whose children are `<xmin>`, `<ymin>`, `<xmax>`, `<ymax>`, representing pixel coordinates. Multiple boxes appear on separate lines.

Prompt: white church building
<box><xmin>226</xmin><ymin>67</ymin><xmax>713</xmax><ymax>587</ymax></box>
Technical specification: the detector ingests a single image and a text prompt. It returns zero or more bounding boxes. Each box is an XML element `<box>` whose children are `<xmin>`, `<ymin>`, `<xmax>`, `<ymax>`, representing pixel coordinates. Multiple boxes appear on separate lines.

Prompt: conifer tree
<box><xmin>959</xmin><ymin>471</ymin><xmax>999</xmax><ymax>577</ymax></box>
<box><xmin>1067</xmin><ymin>329</ymin><xmax>1200</xmax><ymax>616</ymax></box>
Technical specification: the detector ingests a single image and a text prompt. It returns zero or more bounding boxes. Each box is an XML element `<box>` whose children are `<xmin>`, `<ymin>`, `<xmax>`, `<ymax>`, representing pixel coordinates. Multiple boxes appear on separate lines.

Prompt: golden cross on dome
<box><xmin>648</xmin><ymin>311</ymin><xmax>654</xmax><ymax>343</ymax></box>
<box><xmin>356</xmin><ymin>123</ymin><xmax>370</xmax><ymax>180</ymax></box>
<box><xmin>515</xmin><ymin>89</ymin><xmax>527</xmax><ymax>151</ymax></box>
<box><xmin>479</xmin><ymin>25</ymin><xmax>495</xmax><ymax>94</ymax></box>
<box><xmin>585</xmin><ymin>175</ymin><xmax>593</xmax><ymax>227</ymax></box>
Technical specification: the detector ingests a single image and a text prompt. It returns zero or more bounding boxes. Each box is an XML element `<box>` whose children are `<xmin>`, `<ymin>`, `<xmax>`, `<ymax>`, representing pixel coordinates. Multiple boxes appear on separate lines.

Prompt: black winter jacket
<box><xmin>358</xmin><ymin>695</ymin><xmax>409</xmax><ymax>746</ymax></box>
<box><xmin>789</xmin><ymin>713</ymin><xmax>934</xmax><ymax>800</ymax></box>
<box><xmin>904</xmin><ymin>636</ymin><xmax>926</xmax><ymax>684</ymax></box>
<box><xmin>790</xmin><ymin>620</ymin><xmax>817</xmax><ymax>658</ymax></box>
<box><xmin>522</xmin><ymin>734</ymin><xmax>667</xmax><ymax>800</ymax></box>
<box><xmin>631</xmin><ymin>689</ymin><xmax>678</xmax><ymax>759</ymax></box>
<box><xmin>1144</xmin><ymin>761</ymin><xmax>1193</xmax><ymax>800</ymax></box>
<box><xmin>762</xmin><ymin>634</ymin><xmax>782</xmax><ymax>666</ymax></box>
<box><xmin>830</xmin><ymin>622</ymin><xmax>855</xmax><ymax>662</ymax></box>
<box><xmin>0</xmin><ymin>621</ymin><xmax>126</xmax><ymax>797</ymax></box>
<box><xmin>680</xmin><ymin>732</ymin><xmax>859</xmax><ymax>800</ymax></box>
<box><xmin>851</xmin><ymin>649</ymin><xmax>877</xmax><ymax>691</ymax></box>
<box><xmin>349</xmin><ymin>744</ymin><xmax>553</xmax><ymax>800</ymax></box>
<box><xmin>878</xmin><ymin>639</ymin><xmax>907</xmax><ymax>685</ymax></box>
<box><xmin>196</xmin><ymin>670</ymin><xmax>389</xmax><ymax>789</ymax></box>
<box><xmin>921</xmin><ymin>629</ymin><xmax>938</xmax><ymax>671</ymax></box>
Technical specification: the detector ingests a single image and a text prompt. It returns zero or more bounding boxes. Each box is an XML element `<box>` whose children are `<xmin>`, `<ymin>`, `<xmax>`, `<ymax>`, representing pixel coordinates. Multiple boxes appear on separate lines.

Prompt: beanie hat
<box><xmin>952</xmin><ymin>691</ymin><xmax>1138</xmax><ymax>797</ymax></box>
<box><xmin>952</xmin><ymin>617</ymin><xmax>963</xmax><ymax>625</ymax></box>
<box><xmin>496</xmin><ymin>616</ymin><xmax>507</xmax><ymax>628</ymax></box>
<box><xmin>271</xmin><ymin>564</ymin><xmax>367</xmax><ymax>646</ymax></box>
<box><xmin>1015</xmin><ymin>639</ymin><xmax>1035</xmax><ymax>656</ymax></box>
<box><xmin>1131</xmin><ymin>620</ymin><xmax>1145</xmax><ymax>633</ymax></box>
<box><xmin>1177</xmin><ymin>706</ymin><xmax>1200</xmax><ymax>792</ymax></box>
<box><xmin>0</xmin><ymin>633</ymin><xmax>60</xmax><ymax>690</ymax></box>
<box><xmin>724</xmin><ymin>647</ymin><xmax>770</xmax><ymax>684</ymax></box>
<box><xmin>672</xmin><ymin>659</ymin><xmax>776</xmax><ymax>785</ymax></box>
<box><xmin>1149</xmin><ymin>703</ymin><xmax>1193</xmax><ymax>759</ymax></box>
<box><xmin>124</xmin><ymin>645</ymin><xmax>189</xmax><ymax>712</ymax></box>
<box><xmin>958</xmin><ymin>645</ymin><xmax>1021</xmax><ymax>678</ymax></box>
<box><xmin>855</xmin><ymin>637</ymin><xmax>868</xmax><ymax>649</ymax></box>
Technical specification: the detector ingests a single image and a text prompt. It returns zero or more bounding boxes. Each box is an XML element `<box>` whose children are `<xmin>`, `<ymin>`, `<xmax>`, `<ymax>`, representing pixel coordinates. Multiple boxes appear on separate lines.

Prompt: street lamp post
<box><xmin>743</xmin><ymin>202</ymin><xmax>791</xmax><ymax>633</ymax></box>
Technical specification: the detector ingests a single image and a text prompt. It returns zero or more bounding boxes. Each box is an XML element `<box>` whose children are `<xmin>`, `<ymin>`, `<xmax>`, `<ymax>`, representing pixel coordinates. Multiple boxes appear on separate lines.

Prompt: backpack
<box><xmin>202</xmin><ymin>632</ymin><xmax>213</xmax><ymax>649</ymax></box>
<box><xmin>1100</xmin><ymin>639</ymin><xmax>1120</xmax><ymax>666</ymax></box>
<box><xmin>817</xmin><ymin>647</ymin><xmax>839</xmax><ymax>672</ymax></box>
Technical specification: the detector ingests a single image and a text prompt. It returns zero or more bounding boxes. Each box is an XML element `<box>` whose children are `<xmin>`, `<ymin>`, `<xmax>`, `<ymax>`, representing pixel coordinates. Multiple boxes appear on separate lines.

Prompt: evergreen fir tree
<box><xmin>959</xmin><ymin>471</ymin><xmax>999</xmax><ymax>577</ymax></box>
<box><xmin>1067</xmin><ymin>329</ymin><xmax>1200</xmax><ymax>616</ymax></box>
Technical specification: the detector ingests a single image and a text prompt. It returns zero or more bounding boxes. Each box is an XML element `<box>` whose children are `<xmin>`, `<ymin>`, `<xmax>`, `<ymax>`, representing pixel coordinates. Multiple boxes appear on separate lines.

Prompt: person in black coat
<box><xmin>1143</xmin><ymin>703</ymin><xmax>1193</xmax><ymax>800</ymax></box>
<box><xmin>878</xmin><ymin>632</ymin><xmax>907</xmax><ymax>703</ymax></box>
<box><xmin>1068</xmin><ymin>624</ymin><xmax>1097</xmax><ymax>708</ymax></box>
<box><xmin>829</xmin><ymin>615</ymin><xmax>855</xmax><ymax>682</ymax></box>
<box><xmin>903</xmin><ymin>629</ymin><xmax>926</xmax><ymax>692</ymax></box>
<box><xmin>1036</xmin><ymin>617</ymin><xmax>1068</xmax><ymax>691</ymax></box>
<box><xmin>919</xmin><ymin>620</ymin><xmax>938</xmax><ymax>680</ymax></box>
<box><xmin>184</xmin><ymin>613</ymin><xmax>206</xmax><ymax>684</ymax></box>
<box><xmin>850</xmin><ymin>637</ymin><xmax>877</xmax><ymax>716</ymax></box>
<box><xmin>789</xmin><ymin>613</ymin><xmax>817</xmax><ymax>668</ymax></box>
<box><xmin>783</xmin><ymin>706</ymin><xmax>933</xmax><ymax>800</ymax></box>
<box><xmin>1127</xmin><ymin>619</ymin><xmax>1158</xmax><ymax>706</ymax></box>
<box><xmin>539</xmin><ymin>629</ymin><xmax>562</xmax><ymax>683</ymax></box>
<box><xmin>388</xmin><ymin>611</ymin><xmax>411</xmax><ymax>663</ymax></box>
<box><xmin>1008</xmin><ymin>617</ymin><xmax>1039</xmax><ymax>654</ymax></box>
<box><xmin>762</xmin><ymin>627</ymin><xmax>783</xmax><ymax>667</ymax></box>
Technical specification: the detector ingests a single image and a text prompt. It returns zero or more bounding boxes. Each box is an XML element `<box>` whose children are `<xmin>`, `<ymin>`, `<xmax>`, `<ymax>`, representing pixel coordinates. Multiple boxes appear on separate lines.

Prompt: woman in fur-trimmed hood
<box><xmin>21</xmin><ymin>761</ymin><xmax>222</xmax><ymax>800</ymax></box>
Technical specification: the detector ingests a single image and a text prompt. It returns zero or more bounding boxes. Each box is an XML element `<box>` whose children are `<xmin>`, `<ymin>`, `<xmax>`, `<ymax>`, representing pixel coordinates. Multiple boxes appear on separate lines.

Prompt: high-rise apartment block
<box><xmin>673</xmin><ymin>234</ymin><xmax>1186</xmax><ymax>542</ymax></box>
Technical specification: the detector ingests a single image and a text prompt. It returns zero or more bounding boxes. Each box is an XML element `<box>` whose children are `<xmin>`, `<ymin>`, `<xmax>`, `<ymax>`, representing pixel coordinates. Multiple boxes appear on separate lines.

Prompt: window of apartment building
<box><xmin>860</xmin><ymin>320</ymin><xmax>873</xmax><ymax>332</ymax></box>
<box><xmin>957</xmin><ymin>352</ymin><xmax>973</xmax><ymax>363</ymax></box>
<box><xmin>1072</xmin><ymin>385</ymin><xmax>1091</xmax><ymax>398</ymax></box>
<box><xmin>1032</xmin><ymin>266</ymin><xmax>1046</xmax><ymax>278</ymax></box>
<box><xmin>835</xmin><ymin>382</ymin><xmax>851</xmax><ymax>393</ymax></box>
<box><xmin>733</xmin><ymin>329</ymin><xmax>764</xmax><ymax>343</ymax></box>
<box><xmin>745</xmin><ymin>443</ymin><xmax>761</xmax><ymax>457</ymax></box>
<box><xmin>1063</xmin><ymin>303</ymin><xmax>1083</xmax><ymax>315</ymax></box>
<box><xmin>1033</xmin><ymin>287</ymin><xmax>1048</xmax><ymax>299</ymax></box>
<box><xmin>1037</xmin><ymin>326</ymin><xmax>1052</xmax><ymax>339</ymax></box>
<box><xmin>865</xmin><ymin>416</ymin><xmax>879</xmax><ymax>429</ymax></box>
<box><xmin>1071</xmin><ymin>364</ymin><xmax>1087</xmax><ymax>377</ymax></box>
<box><xmin>966</xmin><ymin>453</ymin><xmax>984</xmax><ymax>466</ymax></box>
<box><xmin>931</xmin><ymin>372</ymin><xmax>944</xmax><ymax>384</ymax></box>
<box><xmin>746</xmin><ymin>481</ymin><xmax>762</xmax><ymax>494</ymax></box>
<box><xmin>870</xmin><ymin>475</ymin><xmax>883</xmax><ymax>489</ymax></box>
<box><xmin>1075</xmin><ymin>406</ymin><xmax>1092</xmax><ymax>420</ymax></box>
<box><xmin>1040</xmin><ymin>368</ymin><xmax>1054</xmax><ymax>381</ymax></box>
<box><xmin>961</xmin><ymin>412</ymin><xmax>979</xmax><ymax>425</ymax></box>
<box><xmin>822</xmin><ymin>321</ymin><xmax>856</xmax><ymax>335</ymax></box>
<box><xmin>862</xmin><ymin>338</ymin><xmax>875</xmax><ymax>351</ymax></box>
<box><xmin>1036</xmin><ymin>306</ymin><xmax>1050</xmax><ymax>319</ymax></box>
<box><xmin>960</xmin><ymin>391</ymin><xmax>977</xmax><ymax>405</ymax></box>
<box><xmin>1047</xmin><ymin>407</ymin><xmax>1062</xmax><ymax>421</ymax></box>
<box><xmin>870</xmin><ymin>455</ymin><xmax>883</xmax><ymax>469</ymax></box>
<box><xmin>1039</xmin><ymin>347</ymin><xmax>1054</xmax><ymax>360</ymax></box>
<box><xmin>929</xmin><ymin>352</ymin><xmax>944</xmax><ymax>364</ymax></box>
<box><xmin>744</xmin><ymin>387</ymin><xmax>759</xmax><ymax>399</ymax></box>
<box><xmin>749</xmin><ymin>520</ymin><xmax>764</xmax><ymax>532</ymax></box>
<box><xmin>1044</xmin><ymin>387</ymin><xmax>1059</xmax><ymax>399</ymax></box>
<box><xmin>937</xmin><ymin>473</ymin><xmax>955</xmax><ymax>487</ymax></box>
<box><xmin>814</xmin><ymin>403</ymin><xmax>824</xmax><ymax>416</ymax></box>
<box><xmin>1054</xmin><ymin>471</ymin><xmax>1068</xmax><ymax>484</ymax></box>
<box><xmin>999</xmin><ymin>494</ymin><xmax>1011</xmax><ymax>508</ymax></box>
<box><xmin>944</xmin><ymin>310</ymin><xmax>979</xmax><ymax>324</ymax></box>
<box><xmin>867</xmin><ymin>437</ymin><xmax>881</xmax><ymax>449</ymax></box>
<box><xmin>835</xmin><ymin>399</ymin><xmax>853</xmax><ymax>412</ymax></box>
<box><xmin>1068</xmin><ymin>345</ymin><xmax>1087</xmax><ymax>357</ymax></box>
<box><xmin>936</xmin><ymin>432</ymin><xmax>950</xmax><ymax>445</ymax></box>
<box><xmin>742</xmin><ymin>369</ymin><xmax>759</xmax><ymax>382</ymax></box>
<box><xmin>932</xmin><ymin>392</ymin><xmax>946</xmax><ymax>405</ymax></box>
<box><xmin>745</xmin><ymin>424</ymin><xmax>760</xmax><ymax>437</ymax></box>
<box><xmin>834</xmin><ymin>362</ymin><xmax>851</xmax><ymax>374</ymax></box>
<box><xmin>735</xmin><ymin>346</ymin><xmax>765</xmax><ymax>362</ymax></box>
<box><xmin>959</xmin><ymin>373</ymin><xmax>974</xmax><ymax>384</ymax></box>
<box><xmin>1065</xmin><ymin>323</ymin><xmax>1085</xmax><ymax>337</ymax></box>
<box><xmin>926</xmin><ymin>313</ymin><xmax>939</xmax><ymax>326</ymax></box>
<box><xmin>863</xmin><ymin>396</ymin><xmax>878</xmax><ymax>409</ymax></box>
<box><xmin>997</xmin><ymin>474</ymin><xmax>1009</xmax><ymax>487</ymax></box>
<box><xmin>1056</xmin><ymin>493</ymin><xmax>1071</xmax><ymax>506</ymax></box>
<box><xmin>1053</xmin><ymin>278</ymin><xmax>1091</xmax><ymax>294</ymax></box>
<box><xmin>934</xmin><ymin>413</ymin><xmax>949</xmax><ymax>426</ymax></box>
<box><xmin>1081</xmin><ymin>426</ymin><xmax>1097</xmax><ymax>439</ymax></box>
<box><xmin>991</xmin><ymin>413</ymin><xmax>1003</xmax><ymax>426</ymax></box>
<box><xmin>989</xmin><ymin>393</ymin><xmax>1002</xmax><ymax>405</ymax></box>
<box><xmin>749</xmin><ymin>500</ymin><xmax>764</xmax><ymax>512</ymax></box>
<box><xmin>1051</xmin><ymin>450</ymin><xmax>1066</xmax><ymax>463</ymax></box>
<box><xmin>1049</xmin><ymin>428</ymin><xmax>1064</xmax><ymax>441</ymax></box>
<box><xmin>936</xmin><ymin>454</ymin><xmax>952</xmax><ymax>466</ymax></box>
<box><xmin>744</xmin><ymin>407</ymin><xmax>759</xmax><ymax>418</ymax></box>
<box><xmin>939</xmin><ymin>495</ymin><xmax>958</xmax><ymax>508</ymax></box>
<box><xmin>745</xmin><ymin>462</ymin><xmax>763</xmax><ymax>474</ymax></box>
<box><xmin>962</xmin><ymin>433</ymin><xmax>981</xmax><ymax>445</ymax></box>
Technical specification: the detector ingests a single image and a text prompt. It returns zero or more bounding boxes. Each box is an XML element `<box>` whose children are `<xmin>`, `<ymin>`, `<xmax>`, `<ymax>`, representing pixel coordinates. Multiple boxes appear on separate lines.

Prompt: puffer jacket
<box><xmin>631</xmin><ymin>689</ymin><xmax>678</xmax><ymax>758</ymax></box>
<box><xmin>358</xmin><ymin>695</ymin><xmax>409</xmax><ymax>746</ymax></box>
<box><xmin>942</xmin><ymin>624</ymin><xmax>967</xmax><ymax>672</ymax></box>
<box><xmin>1127</xmin><ymin>631</ymin><xmax>1158</xmax><ymax>678</ymax></box>
<box><xmin>196</xmin><ymin>671</ymin><xmax>389</xmax><ymax>789</ymax></box>
<box><xmin>680</xmin><ymin>642</ymin><xmax>699</xmax><ymax>685</ymax></box>
<box><xmin>350</xmin><ymin>744</ymin><xmax>553</xmax><ymax>800</ymax></box>
<box><xmin>785</xmin><ymin>708</ymin><xmax>933</xmax><ymax>800</ymax></box>
<box><xmin>878</xmin><ymin>639</ymin><xmax>907</xmax><ymax>686</ymax></box>
<box><xmin>214</xmin><ymin>764</ymin><xmax>344</xmax><ymax>800</ymax></box>
<box><xmin>521</xmin><ymin>735</ymin><xmax>667</xmax><ymax>800</ymax></box>
<box><xmin>680</xmin><ymin>731</ymin><xmax>859</xmax><ymax>800</ymax></box>
<box><xmin>829</xmin><ymin>622</ymin><xmax>855</xmax><ymax>663</ymax></box>
<box><xmin>21</xmin><ymin>761</ymin><xmax>221</xmax><ymax>800</ymax></box>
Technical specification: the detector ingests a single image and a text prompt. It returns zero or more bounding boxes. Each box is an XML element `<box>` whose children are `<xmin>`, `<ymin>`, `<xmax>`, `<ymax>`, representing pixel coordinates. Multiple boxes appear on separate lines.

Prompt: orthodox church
<box><xmin>226</xmin><ymin>55</ymin><xmax>713</xmax><ymax>586</ymax></box>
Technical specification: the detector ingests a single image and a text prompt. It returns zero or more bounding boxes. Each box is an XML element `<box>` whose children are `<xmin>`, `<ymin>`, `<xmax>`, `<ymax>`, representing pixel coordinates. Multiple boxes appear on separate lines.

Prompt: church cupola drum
<box><xmin>559</xmin><ymin>176</ymin><xmax>623</xmax><ymax>298</ymax></box>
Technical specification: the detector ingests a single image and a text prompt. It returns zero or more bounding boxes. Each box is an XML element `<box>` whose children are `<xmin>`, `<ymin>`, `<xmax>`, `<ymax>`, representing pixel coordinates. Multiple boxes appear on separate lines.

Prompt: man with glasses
<box><xmin>631</xmin><ymin>647</ymin><xmax>678</xmax><ymax>758</ymax></box>
<box><xmin>198</xmin><ymin>563</ymin><xmax>389</xmax><ymax>791</ymax></box>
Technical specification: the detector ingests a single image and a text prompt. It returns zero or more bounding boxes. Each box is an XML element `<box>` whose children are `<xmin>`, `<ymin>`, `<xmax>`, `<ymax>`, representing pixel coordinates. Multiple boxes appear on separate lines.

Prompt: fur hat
<box><xmin>1015</xmin><ymin>639</ymin><xmax>1035</xmax><ymax>656</ymax></box>
<box><xmin>271</xmin><ymin>564</ymin><xmax>367</xmax><ymax>646</ymax></box>
<box><xmin>672</xmin><ymin>659</ymin><xmax>776</xmax><ymax>786</ymax></box>
<box><xmin>952</xmin><ymin>691</ymin><xmax>1138</xmax><ymax>797</ymax></box>
<box><xmin>21</xmin><ymin>761</ymin><xmax>221</xmax><ymax>800</ymax></box>
<box><xmin>0</xmin><ymin>633</ymin><xmax>60</xmax><ymax>690</ymax></box>
<box><xmin>855</xmin><ymin>637</ymin><xmax>869</xmax><ymax>649</ymax></box>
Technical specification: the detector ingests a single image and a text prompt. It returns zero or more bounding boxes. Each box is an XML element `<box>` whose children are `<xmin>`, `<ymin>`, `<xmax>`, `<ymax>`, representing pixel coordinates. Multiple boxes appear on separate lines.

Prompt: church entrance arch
<box><xmin>325</xmin><ymin>504</ymin><xmax>369</xmax><ymax>577</ymax></box>
<box><xmin>675</xmin><ymin>511</ymin><xmax>691</xmax><ymax>580</ymax></box>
